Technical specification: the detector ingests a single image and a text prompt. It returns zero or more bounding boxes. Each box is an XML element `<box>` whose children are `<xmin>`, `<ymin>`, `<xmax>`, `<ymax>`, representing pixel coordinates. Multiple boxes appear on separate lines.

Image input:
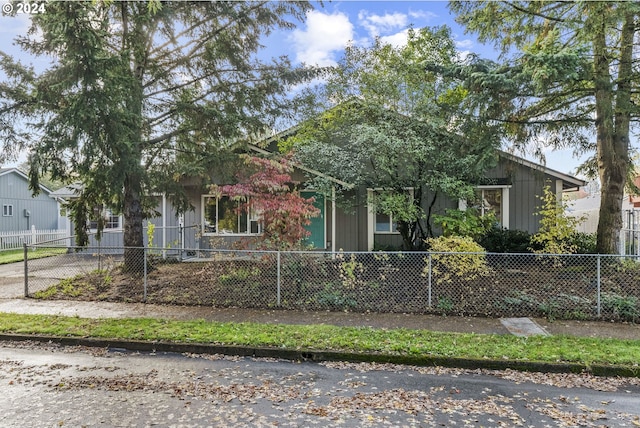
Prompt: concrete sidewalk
<box><xmin>0</xmin><ymin>298</ymin><xmax>637</xmax><ymax>340</ymax></box>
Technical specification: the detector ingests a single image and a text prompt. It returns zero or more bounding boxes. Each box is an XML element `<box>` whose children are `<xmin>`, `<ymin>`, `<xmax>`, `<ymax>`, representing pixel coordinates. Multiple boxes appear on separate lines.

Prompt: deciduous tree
<box><xmin>285</xmin><ymin>27</ymin><xmax>501</xmax><ymax>249</ymax></box>
<box><xmin>217</xmin><ymin>154</ymin><xmax>320</xmax><ymax>250</ymax></box>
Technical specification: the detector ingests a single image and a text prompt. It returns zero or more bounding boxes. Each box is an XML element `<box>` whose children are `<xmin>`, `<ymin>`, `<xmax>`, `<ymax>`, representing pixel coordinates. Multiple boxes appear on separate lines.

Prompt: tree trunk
<box><xmin>123</xmin><ymin>171</ymin><xmax>145</xmax><ymax>273</ymax></box>
<box><xmin>122</xmin><ymin>4</ymin><xmax>147</xmax><ymax>273</ymax></box>
<box><xmin>397</xmin><ymin>221</ymin><xmax>414</xmax><ymax>251</ymax></box>
<box><xmin>592</xmin><ymin>4</ymin><xmax>632</xmax><ymax>254</ymax></box>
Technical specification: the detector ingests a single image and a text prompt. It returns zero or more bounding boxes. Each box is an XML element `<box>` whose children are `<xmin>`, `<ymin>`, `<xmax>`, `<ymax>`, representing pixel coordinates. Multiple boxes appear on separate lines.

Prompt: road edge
<box><xmin>1</xmin><ymin>333</ymin><xmax>638</xmax><ymax>378</ymax></box>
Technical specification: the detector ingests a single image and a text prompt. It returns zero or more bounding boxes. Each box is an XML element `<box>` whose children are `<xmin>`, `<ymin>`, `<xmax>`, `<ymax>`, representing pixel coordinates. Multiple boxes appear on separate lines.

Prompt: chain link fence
<box><xmin>22</xmin><ymin>245</ymin><xmax>640</xmax><ymax>322</ymax></box>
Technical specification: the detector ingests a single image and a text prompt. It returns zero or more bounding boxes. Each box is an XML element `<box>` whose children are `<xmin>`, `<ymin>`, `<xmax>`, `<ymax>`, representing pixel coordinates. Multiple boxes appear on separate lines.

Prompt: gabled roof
<box><xmin>246</xmin><ymin>144</ymin><xmax>354</xmax><ymax>189</ymax></box>
<box><xmin>49</xmin><ymin>183</ymin><xmax>83</xmax><ymax>199</ymax></box>
<box><xmin>497</xmin><ymin>150</ymin><xmax>586</xmax><ymax>191</ymax></box>
<box><xmin>252</xmin><ymin>103</ymin><xmax>586</xmax><ymax>192</ymax></box>
<box><xmin>0</xmin><ymin>168</ymin><xmax>55</xmax><ymax>195</ymax></box>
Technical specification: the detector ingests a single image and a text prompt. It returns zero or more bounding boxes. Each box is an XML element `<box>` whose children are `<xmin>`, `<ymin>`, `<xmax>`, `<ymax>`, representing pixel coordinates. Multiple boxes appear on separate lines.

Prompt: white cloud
<box><xmin>408</xmin><ymin>10</ymin><xmax>437</xmax><ymax>21</ymax></box>
<box><xmin>358</xmin><ymin>11</ymin><xmax>408</xmax><ymax>38</ymax></box>
<box><xmin>380</xmin><ymin>29</ymin><xmax>410</xmax><ymax>48</ymax></box>
<box><xmin>290</xmin><ymin>10</ymin><xmax>354</xmax><ymax>67</ymax></box>
<box><xmin>455</xmin><ymin>39</ymin><xmax>474</xmax><ymax>50</ymax></box>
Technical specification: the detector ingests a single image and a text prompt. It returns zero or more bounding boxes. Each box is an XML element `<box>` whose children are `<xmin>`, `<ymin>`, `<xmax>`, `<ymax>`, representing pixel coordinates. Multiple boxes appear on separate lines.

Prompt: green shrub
<box><xmin>602</xmin><ymin>293</ymin><xmax>639</xmax><ymax>322</ymax></box>
<box><xmin>336</xmin><ymin>252</ymin><xmax>365</xmax><ymax>289</ymax></box>
<box><xmin>315</xmin><ymin>283</ymin><xmax>357</xmax><ymax>310</ymax></box>
<box><xmin>567</xmin><ymin>232</ymin><xmax>597</xmax><ymax>254</ymax></box>
<box><xmin>424</xmin><ymin>236</ymin><xmax>492</xmax><ymax>284</ymax></box>
<box><xmin>433</xmin><ymin>208</ymin><xmax>496</xmax><ymax>241</ymax></box>
<box><xmin>478</xmin><ymin>227</ymin><xmax>534</xmax><ymax>253</ymax></box>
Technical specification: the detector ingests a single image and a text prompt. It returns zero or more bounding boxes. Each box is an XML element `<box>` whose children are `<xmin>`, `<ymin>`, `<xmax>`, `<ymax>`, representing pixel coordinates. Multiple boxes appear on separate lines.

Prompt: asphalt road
<box><xmin>0</xmin><ymin>341</ymin><xmax>638</xmax><ymax>427</ymax></box>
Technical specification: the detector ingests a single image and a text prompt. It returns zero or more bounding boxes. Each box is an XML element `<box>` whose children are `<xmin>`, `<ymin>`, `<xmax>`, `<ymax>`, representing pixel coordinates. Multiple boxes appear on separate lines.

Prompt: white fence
<box><xmin>0</xmin><ymin>226</ymin><xmax>68</xmax><ymax>250</ymax></box>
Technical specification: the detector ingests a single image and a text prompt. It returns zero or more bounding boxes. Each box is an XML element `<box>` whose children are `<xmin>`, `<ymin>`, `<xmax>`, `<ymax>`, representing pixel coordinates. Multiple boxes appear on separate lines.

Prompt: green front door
<box><xmin>301</xmin><ymin>191</ymin><xmax>325</xmax><ymax>249</ymax></box>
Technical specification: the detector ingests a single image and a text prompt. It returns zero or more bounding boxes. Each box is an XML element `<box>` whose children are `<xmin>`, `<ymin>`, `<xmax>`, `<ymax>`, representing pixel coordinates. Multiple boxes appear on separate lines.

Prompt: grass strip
<box><xmin>0</xmin><ymin>313</ymin><xmax>638</xmax><ymax>367</ymax></box>
<box><xmin>0</xmin><ymin>248</ymin><xmax>67</xmax><ymax>265</ymax></box>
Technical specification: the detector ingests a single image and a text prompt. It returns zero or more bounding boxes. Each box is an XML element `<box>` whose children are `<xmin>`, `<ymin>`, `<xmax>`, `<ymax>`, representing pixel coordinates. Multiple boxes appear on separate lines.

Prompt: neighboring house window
<box><xmin>202</xmin><ymin>195</ymin><xmax>261</xmax><ymax>235</ymax></box>
<box><xmin>2</xmin><ymin>204</ymin><xmax>13</xmax><ymax>217</ymax></box>
<box><xmin>89</xmin><ymin>209</ymin><xmax>121</xmax><ymax>230</ymax></box>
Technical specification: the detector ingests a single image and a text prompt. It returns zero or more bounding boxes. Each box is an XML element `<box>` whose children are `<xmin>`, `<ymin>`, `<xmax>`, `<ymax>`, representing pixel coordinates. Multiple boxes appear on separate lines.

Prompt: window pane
<box><xmin>203</xmin><ymin>197</ymin><xmax>217</xmax><ymax>233</ymax></box>
<box><xmin>483</xmin><ymin>189</ymin><xmax>501</xmax><ymax>220</ymax></box>
<box><xmin>106</xmin><ymin>214</ymin><xmax>119</xmax><ymax>229</ymax></box>
<box><xmin>238</xmin><ymin>207</ymin><xmax>248</xmax><ymax>233</ymax></box>
<box><xmin>376</xmin><ymin>212</ymin><xmax>391</xmax><ymax>232</ymax></box>
<box><xmin>217</xmin><ymin>196</ymin><xmax>239</xmax><ymax>233</ymax></box>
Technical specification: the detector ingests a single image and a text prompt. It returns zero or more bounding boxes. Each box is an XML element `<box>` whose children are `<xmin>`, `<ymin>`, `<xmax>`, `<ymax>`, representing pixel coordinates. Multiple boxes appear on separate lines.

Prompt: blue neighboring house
<box><xmin>0</xmin><ymin>168</ymin><xmax>63</xmax><ymax>233</ymax></box>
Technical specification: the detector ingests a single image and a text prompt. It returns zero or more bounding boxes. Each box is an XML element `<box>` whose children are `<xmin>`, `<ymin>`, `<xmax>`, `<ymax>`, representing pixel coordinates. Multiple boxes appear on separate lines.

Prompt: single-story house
<box><xmin>0</xmin><ymin>168</ymin><xmax>64</xmax><ymax>233</ymax></box>
<box><xmin>176</xmin><ymin>143</ymin><xmax>585</xmax><ymax>252</ymax></box>
<box><xmin>51</xmin><ymin>145</ymin><xmax>586</xmax><ymax>253</ymax></box>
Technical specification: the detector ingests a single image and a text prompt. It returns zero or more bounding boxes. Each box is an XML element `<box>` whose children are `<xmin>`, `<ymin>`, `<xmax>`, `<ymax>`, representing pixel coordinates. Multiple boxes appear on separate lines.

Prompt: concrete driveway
<box><xmin>0</xmin><ymin>254</ymin><xmax>110</xmax><ymax>297</ymax></box>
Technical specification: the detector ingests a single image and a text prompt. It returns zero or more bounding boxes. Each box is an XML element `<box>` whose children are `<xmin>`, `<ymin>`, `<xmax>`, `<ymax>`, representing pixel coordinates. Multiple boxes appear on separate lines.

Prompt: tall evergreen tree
<box><xmin>0</xmin><ymin>1</ymin><xmax>318</xmax><ymax>270</ymax></box>
<box><xmin>449</xmin><ymin>1</ymin><xmax>640</xmax><ymax>254</ymax></box>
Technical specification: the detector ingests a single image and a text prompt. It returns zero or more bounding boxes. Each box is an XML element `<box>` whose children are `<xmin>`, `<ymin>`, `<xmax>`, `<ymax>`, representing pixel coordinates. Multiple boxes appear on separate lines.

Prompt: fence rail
<box><xmin>0</xmin><ymin>227</ymin><xmax>68</xmax><ymax>250</ymax></box>
<box><xmin>22</xmin><ymin>245</ymin><xmax>640</xmax><ymax>322</ymax></box>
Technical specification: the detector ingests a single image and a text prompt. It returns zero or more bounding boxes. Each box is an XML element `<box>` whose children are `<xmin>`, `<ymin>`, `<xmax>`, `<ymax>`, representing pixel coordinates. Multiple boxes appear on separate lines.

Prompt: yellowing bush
<box><xmin>424</xmin><ymin>236</ymin><xmax>492</xmax><ymax>284</ymax></box>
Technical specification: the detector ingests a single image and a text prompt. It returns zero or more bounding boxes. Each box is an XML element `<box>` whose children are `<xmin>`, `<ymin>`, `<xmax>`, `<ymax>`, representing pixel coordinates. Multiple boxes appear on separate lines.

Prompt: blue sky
<box><xmin>0</xmin><ymin>1</ymin><xmax>589</xmax><ymax>178</ymax></box>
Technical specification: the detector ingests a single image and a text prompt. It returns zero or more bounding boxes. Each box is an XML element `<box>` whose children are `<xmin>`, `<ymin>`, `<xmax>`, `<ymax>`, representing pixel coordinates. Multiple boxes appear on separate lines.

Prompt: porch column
<box><xmin>162</xmin><ymin>193</ymin><xmax>167</xmax><ymax>259</ymax></box>
<box><xmin>331</xmin><ymin>186</ymin><xmax>336</xmax><ymax>254</ymax></box>
<box><xmin>555</xmin><ymin>179</ymin><xmax>563</xmax><ymax>206</ymax></box>
<box><xmin>367</xmin><ymin>189</ymin><xmax>374</xmax><ymax>251</ymax></box>
<box><xmin>502</xmin><ymin>187</ymin><xmax>510</xmax><ymax>229</ymax></box>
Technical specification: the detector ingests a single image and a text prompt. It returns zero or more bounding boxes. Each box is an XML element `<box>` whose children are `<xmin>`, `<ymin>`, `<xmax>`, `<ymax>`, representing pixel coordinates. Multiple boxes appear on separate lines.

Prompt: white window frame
<box><xmin>459</xmin><ymin>185</ymin><xmax>510</xmax><ymax>229</ymax></box>
<box><xmin>2</xmin><ymin>204</ymin><xmax>13</xmax><ymax>217</ymax></box>
<box><xmin>89</xmin><ymin>208</ymin><xmax>122</xmax><ymax>231</ymax></box>
<box><xmin>374</xmin><ymin>211</ymin><xmax>398</xmax><ymax>234</ymax></box>
<box><xmin>367</xmin><ymin>188</ymin><xmax>415</xmax><ymax>250</ymax></box>
<box><xmin>201</xmin><ymin>194</ymin><xmax>262</xmax><ymax>236</ymax></box>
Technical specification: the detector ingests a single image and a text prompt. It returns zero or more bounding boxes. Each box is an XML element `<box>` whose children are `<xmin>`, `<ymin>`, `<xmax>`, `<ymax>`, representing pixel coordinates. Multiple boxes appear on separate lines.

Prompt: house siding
<box><xmin>0</xmin><ymin>170</ymin><xmax>59</xmax><ymax>232</ymax></box>
<box><xmin>65</xmin><ymin>192</ymin><xmax>199</xmax><ymax>251</ymax></box>
<box><xmin>333</xmin><ymin>189</ymin><xmax>362</xmax><ymax>251</ymax></box>
<box><xmin>484</xmin><ymin>157</ymin><xmax>563</xmax><ymax>234</ymax></box>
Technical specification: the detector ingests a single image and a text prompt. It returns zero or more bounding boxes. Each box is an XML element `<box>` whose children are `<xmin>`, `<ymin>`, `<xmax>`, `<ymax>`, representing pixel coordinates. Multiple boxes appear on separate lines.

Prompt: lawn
<box><xmin>0</xmin><ymin>247</ymin><xmax>67</xmax><ymax>265</ymax></box>
<box><xmin>0</xmin><ymin>313</ymin><xmax>638</xmax><ymax>370</ymax></box>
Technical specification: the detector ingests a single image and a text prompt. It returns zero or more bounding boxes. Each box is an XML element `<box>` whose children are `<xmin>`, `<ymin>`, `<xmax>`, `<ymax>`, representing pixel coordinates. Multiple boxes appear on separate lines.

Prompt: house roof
<box><xmin>49</xmin><ymin>183</ymin><xmax>83</xmax><ymax>199</ymax></box>
<box><xmin>246</xmin><ymin>141</ymin><xmax>586</xmax><ymax>193</ymax></box>
<box><xmin>251</xmin><ymin>102</ymin><xmax>586</xmax><ymax>192</ymax></box>
<box><xmin>0</xmin><ymin>168</ymin><xmax>55</xmax><ymax>195</ymax></box>
<box><xmin>497</xmin><ymin>150</ymin><xmax>586</xmax><ymax>191</ymax></box>
<box><xmin>246</xmin><ymin>144</ymin><xmax>354</xmax><ymax>189</ymax></box>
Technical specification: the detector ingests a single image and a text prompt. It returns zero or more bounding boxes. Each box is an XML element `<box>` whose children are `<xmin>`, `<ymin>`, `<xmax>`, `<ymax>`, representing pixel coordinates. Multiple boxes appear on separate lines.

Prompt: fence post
<box><xmin>143</xmin><ymin>247</ymin><xmax>148</xmax><ymax>303</ymax></box>
<box><xmin>427</xmin><ymin>253</ymin><xmax>432</xmax><ymax>308</ymax></box>
<box><xmin>276</xmin><ymin>251</ymin><xmax>281</xmax><ymax>307</ymax></box>
<box><xmin>31</xmin><ymin>225</ymin><xmax>36</xmax><ymax>245</ymax></box>
<box><xmin>23</xmin><ymin>243</ymin><xmax>28</xmax><ymax>297</ymax></box>
<box><xmin>596</xmin><ymin>255</ymin><xmax>601</xmax><ymax>317</ymax></box>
